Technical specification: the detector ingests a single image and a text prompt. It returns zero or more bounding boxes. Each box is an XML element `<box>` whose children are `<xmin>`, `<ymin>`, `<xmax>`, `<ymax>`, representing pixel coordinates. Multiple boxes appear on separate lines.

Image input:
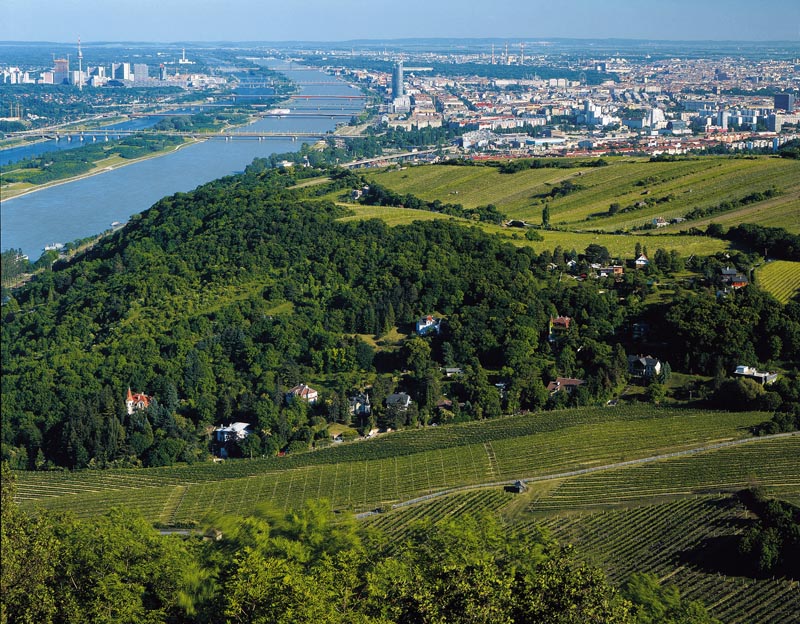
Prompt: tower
<box><xmin>520</xmin><ymin>42</ymin><xmax>525</xmax><ymax>65</ymax></box>
<box><xmin>491</xmin><ymin>44</ymin><xmax>495</xmax><ymax>65</ymax></box>
<box><xmin>77</xmin><ymin>36</ymin><xmax>83</xmax><ymax>91</ymax></box>
<box><xmin>392</xmin><ymin>60</ymin><xmax>404</xmax><ymax>98</ymax></box>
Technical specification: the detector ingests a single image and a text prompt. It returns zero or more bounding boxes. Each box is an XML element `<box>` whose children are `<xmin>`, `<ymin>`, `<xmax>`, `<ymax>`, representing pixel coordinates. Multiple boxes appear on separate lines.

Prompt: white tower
<box><xmin>77</xmin><ymin>37</ymin><xmax>83</xmax><ymax>91</ymax></box>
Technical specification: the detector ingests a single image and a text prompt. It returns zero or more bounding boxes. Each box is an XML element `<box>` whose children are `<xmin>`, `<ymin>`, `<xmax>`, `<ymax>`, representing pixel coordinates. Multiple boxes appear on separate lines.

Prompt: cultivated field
<box><xmin>755</xmin><ymin>260</ymin><xmax>800</xmax><ymax>304</ymax></box>
<box><xmin>14</xmin><ymin>407</ymin><xmax>797</xmax><ymax>622</ymax></box>
<box><xmin>16</xmin><ymin>406</ymin><xmax>773</xmax><ymax>523</ymax></box>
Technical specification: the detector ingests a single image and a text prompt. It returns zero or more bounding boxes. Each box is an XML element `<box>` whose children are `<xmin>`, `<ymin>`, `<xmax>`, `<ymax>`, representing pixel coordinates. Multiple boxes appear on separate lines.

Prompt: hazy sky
<box><xmin>2</xmin><ymin>0</ymin><xmax>799</xmax><ymax>43</ymax></box>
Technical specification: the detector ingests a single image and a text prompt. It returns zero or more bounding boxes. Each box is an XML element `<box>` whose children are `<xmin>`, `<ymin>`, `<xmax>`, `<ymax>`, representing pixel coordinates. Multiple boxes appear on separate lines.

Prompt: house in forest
<box><xmin>348</xmin><ymin>392</ymin><xmax>371</xmax><ymax>417</ymax></box>
<box><xmin>386</xmin><ymin>392</ymin><xmax>413</xmax><ymax>411</ymax></box>
<box><xmin>126</xmin><ymin>387</ymin><xmax>151</xmax><ymax>415</ymax></box>
<box><xmin>635</xmin><ymin>254</ymin><xmax>650</xmax><ymax>268</ymax></box>
<box><xmin>733</xmin><ymin>365</ymin><xmax>778</xmax><ymax>385</ymax></box>
<box><xmin>213</xmin><ymin>422</ymin><xmax>252</xmax><ymax>458</ymax></box>
<box><xmin>628</xmin><ymin>355</ymin><xmax>662</xmax><ymax>379</ymax></box>
<box><xmin>548</xmin><ymin>316</ymin><xmax>572</xmax><ymax>342</ymax></box>
<box><xmin>416</xmin><ymin>315</ymin><xmax>441</xmax><ymax>336</ymax></box>
<box><xmin>598</xmin><ymin>265</ymin><xmax>624</xmax><ymax>278</ymax></box>
<box><xmin>286</xmin><ymin>383</ymin><xmax>319</xmax><ymax>404</ymax></box>
<box><xmin>721</xmin><ymin>267</ymin><xmax>749</xmax><ymax>289</ymax></box>
<box><xmin>546</xmin><ymin>377</ymin><xmax>585</xmax><ymax>395</ymax></box>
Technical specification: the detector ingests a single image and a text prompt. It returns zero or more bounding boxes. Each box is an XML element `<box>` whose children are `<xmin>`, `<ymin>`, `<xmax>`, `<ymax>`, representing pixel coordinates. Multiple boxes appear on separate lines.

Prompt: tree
<box><xmin>542</xmin><ymin>203</ymin><xmax>551</xmax><ymax>228</ymax></box>
<box><xmin>646</xmin><ymin>381</ymin><xmax>666</xmax><ymax>405</ymax></box>
<box><xmin>585</xmin><ymin>244</ymin><xmax>611</xmax><ymax>265</ymax></box>
<box><xmin>1</xmin><ymin>463</ymin><xmax>60</xmax><ymax>623</ymax></box>
<box><xmin>623</xmin><ymin>572</ymin><xmax>720</xmax><ymax>624</ymax></box>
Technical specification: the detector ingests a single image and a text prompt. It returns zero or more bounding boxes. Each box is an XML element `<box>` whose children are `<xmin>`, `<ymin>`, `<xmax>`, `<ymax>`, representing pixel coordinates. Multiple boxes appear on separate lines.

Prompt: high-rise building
<box><xmin>133</xmin><ymin>63</ymin><xmax>149</xmax><ymax>84</ymax></box>
<box><xmin>774</xmin><ymin>93</ymin><xmax>795</xmax><ymax>112</ymax></box>
<box><xmin>53</xmin><ymin>57</ymin><xmax>69</xmax><ymax>84</ymax></box>
<box><xmin>112</xmin><ymin>62</ymin><xmax>131</xmax><ymax>81</ymax></box>
<box><xmin>392</xmin><ymin>61</ymin><xmax>404</xmax><ymax>98</ymax></box>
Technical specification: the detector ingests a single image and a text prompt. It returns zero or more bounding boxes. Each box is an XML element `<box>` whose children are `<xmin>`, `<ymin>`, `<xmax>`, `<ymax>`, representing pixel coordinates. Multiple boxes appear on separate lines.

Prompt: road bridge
<box><xmin>8</xmin><ymin>129</ymin><xmax>355</xmax><ymax>142</ymax></box>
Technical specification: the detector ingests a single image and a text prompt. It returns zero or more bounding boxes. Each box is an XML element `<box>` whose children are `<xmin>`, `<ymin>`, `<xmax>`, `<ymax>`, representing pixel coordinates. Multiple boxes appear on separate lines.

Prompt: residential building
<box><xmin>386</xmin><ymin>392</ymin><xmax>412</xmax><ymax>410</ymax></box>
<box><xmin>126</xmin><ymin>387</ymin><xmax>151</xmax><ymax>415</ymax></box>
<box><xmin>348</xmin><ymin>392</ymin><xmax>371</xmax><ymax>417</ymax></box>
<box><xmin>628</xmin><ymin>355</ymin><xmax>662</xmax><ymax>379</ymax></box>
<box><xmin>213</xmin><ymin>422</ymin><xmax>252</xmax><ymax>458</ymax></box>
<box><xmin>549</xmin><ymin>316</ymin><xmax>572</xmax><ymax>341</ymax></box>
<box><xmin>546</xmin><ymin>377</ymin><xmax>585</xmax><ymax>395</ymax></box>
<box><xmin>286</xmin><ymin>383</ymin><xmax>319</xmax><ymax>404</ymax></box>
<box><xmin>416</xmin><ymin>315</ymin><xmax>441</xmax><ymax>336</ymax></box>
<box><xmin>733</xmin><ymin>365</ymin><xmax>778</xmax><ymax>385</ymax></box>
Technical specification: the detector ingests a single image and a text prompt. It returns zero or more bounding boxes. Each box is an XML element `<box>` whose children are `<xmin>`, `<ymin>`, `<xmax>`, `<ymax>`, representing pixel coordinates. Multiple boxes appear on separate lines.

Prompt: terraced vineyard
<box><xmin>351</xmin><ymin>435</ymin><xmax>800</xmax><ymax>624</ymax></box>
<box><xmin>755</xmin><ymin>260</ymin><xmax>800</xmax><ymax>304</ymax></box>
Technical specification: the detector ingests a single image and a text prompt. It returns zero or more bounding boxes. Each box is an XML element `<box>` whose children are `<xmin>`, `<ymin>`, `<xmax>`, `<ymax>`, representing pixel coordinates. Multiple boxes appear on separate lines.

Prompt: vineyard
<box><xmin>368</xmin><ymin>157</ymin><xmax>800</xmax><ymax>234</ymax></box>
<box><xmin>15</xmin><ymin>406</ymin><xmax>773</xmax><ymax>524</ymax></box>
<box><xmin>755</xmin><ymin>260</ymin><xmax>800</xmax><ymax>304</ymax></box>
<box><xmin>12</xmin><ymin>405</ymin><xmax>798</xmax><ymax>622</ymax></box>
<box><xmin>352</xmin><ymin>435</ymin><xmax>800</xmax><ymax>624</ymax></box>
<box><xmin>534</xmin><ymin>495</ymin><xmax>800</xmax><ymax>624</ymax></box>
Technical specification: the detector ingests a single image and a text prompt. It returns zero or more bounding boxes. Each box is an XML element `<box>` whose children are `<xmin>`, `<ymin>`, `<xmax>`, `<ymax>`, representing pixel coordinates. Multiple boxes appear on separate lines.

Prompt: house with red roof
<box><xmin>126</xmin><ymin>387</ymin><xmax>151</xmax><ymax>415</ymax></box>
<box><xmin>286</xmin><ymin>383</ymin><xmax>319</xmax><ymax>404</ymax></box>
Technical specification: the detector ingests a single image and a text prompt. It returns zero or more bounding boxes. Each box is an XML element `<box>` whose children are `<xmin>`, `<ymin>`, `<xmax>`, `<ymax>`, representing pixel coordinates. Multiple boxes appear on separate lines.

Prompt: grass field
<box><xmin>755</xmin><ymin>260</ymin><xmax>800</xmax><ymax>304</ymax></box>
<box><xmin>367</xmin><ymin>157</ymin><xmax>800</xmax><ymax>234</ymax></box>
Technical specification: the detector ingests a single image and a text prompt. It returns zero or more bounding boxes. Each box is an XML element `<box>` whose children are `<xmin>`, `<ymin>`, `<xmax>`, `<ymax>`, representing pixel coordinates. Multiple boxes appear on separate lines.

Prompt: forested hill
<box><xmin>2</xmin><ymin>162</ymin><xmax>797</xmax><ymax>471</ymax></box>
<box><xmin>0</xmin><ymin>164</ymin><xmax>610</xmax><ymax>469</ymax></box>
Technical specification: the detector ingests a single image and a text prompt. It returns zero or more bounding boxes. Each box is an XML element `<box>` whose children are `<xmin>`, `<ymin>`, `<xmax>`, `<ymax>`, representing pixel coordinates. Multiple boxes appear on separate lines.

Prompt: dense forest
<box><xmin>1</xmin><ymin>464</ymin><xmax>725</xmax><ymax>624</ymax></box>
<box><xmin>2</xmin><ymin>163</ymin><xmax>798</xmax><ymax>470</ymax></box>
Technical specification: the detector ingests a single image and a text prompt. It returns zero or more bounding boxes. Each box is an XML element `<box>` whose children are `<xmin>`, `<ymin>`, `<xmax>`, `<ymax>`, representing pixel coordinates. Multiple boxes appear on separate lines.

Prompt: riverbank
<box><xmin>1</xmin><ymin>138</ymin><xmax>202</xmax><ymax>201</ymax></box>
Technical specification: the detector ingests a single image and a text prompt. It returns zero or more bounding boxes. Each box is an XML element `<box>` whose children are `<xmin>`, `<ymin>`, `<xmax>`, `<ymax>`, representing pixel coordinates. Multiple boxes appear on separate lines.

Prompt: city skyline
<box><xmin>2</xmin><ymin>0</ymin><xmax>800</xmax><ymax>44</ymax></box>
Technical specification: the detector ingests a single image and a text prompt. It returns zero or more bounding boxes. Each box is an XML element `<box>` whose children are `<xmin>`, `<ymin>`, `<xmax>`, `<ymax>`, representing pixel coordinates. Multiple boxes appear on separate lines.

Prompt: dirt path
<box><xmin>355</xmin><ymin>431</ymin><xmax>799</xmax><ymax>518</ymax></box>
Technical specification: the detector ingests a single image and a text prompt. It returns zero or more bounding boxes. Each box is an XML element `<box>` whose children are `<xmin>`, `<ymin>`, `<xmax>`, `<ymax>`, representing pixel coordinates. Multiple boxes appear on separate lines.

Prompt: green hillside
<box><xmin>14</xmin><ymin>406</ymin><xmax>772</xmax><ymax>520</ymax></box>
<box><xmin>368</xmin><ymin>157</ymin><xmax>800</xmax><ymax>234</ymax></box>
<box><xmin>4</xmin><ymin>157</ymin><xmax>799</xmax><ymax>624</ymax></box>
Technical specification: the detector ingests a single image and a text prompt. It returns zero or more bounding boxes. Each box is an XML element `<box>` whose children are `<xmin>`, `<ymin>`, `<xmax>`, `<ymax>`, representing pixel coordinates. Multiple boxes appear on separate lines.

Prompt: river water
<box><xmin>1</xmin><ymin>63</ymin><xmax>364</xmax><ymax>260</ymax></box>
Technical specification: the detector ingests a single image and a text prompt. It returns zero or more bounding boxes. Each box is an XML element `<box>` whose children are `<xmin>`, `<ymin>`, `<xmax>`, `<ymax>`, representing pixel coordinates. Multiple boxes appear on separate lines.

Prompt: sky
<box><xmin>2</xmin><ymin>0</ymin><xmax>799</xmax><ymax>43</ymax></box>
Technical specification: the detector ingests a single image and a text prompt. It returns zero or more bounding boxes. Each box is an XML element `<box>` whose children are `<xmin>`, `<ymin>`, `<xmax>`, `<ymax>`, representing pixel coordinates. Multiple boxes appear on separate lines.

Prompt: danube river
<box><xmin>1</xmin><ymin>63</ymin><xmax>364</xmax><ymax>260</ymax></box>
